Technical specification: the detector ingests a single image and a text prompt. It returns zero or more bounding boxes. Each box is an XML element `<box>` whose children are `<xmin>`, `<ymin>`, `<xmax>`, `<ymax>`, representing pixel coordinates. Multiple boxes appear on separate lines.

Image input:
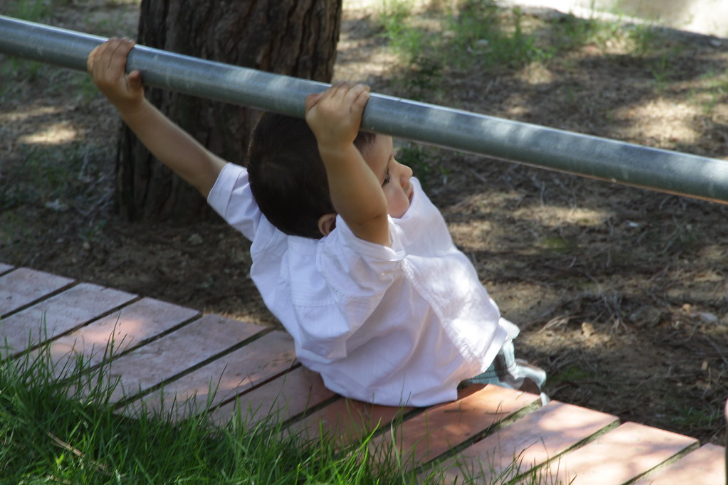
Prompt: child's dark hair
<box><xmin>248</xmin><ymin>112</ymin><xmax>375</xmax><ymax>239</ymax></box>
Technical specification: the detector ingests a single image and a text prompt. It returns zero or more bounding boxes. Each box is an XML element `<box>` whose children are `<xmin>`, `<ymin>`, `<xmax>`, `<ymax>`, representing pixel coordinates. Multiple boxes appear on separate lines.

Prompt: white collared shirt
<box><xmin>208</xmin><ymin>163</ymin><xmax>507</xmax><ymax>406</ymax></box>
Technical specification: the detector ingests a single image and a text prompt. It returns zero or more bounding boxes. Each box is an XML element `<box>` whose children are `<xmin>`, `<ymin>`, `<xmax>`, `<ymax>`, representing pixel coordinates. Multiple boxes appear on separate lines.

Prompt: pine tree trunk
<box><xmin>115</xmin><ymin>0</ymin><xmax>342</xmax><ymax>223</ymax></box>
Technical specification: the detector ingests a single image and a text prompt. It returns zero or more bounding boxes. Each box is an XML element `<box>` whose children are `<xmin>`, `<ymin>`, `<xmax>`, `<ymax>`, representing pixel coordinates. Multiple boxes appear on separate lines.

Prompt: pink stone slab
<box><xmin>122</xmin><ymin>330</ymin><xmax>296</xmax><ymax>419</ymax></box>
<box><xmin>103</xmin><ymin>315</ymin><xmax>266</xmax><ymax>402</ymax></box>
<box><xmin>0</xmin><ymin>263</ymin><xmax>13</xmax><ymax>275</ymax></box>
<box><xmin>373</xmin><ymin>385</ymin><xmax>541</xmax><ymax>466</ymax></box>
<box><xmin>542</xmin><ymin>422</ymin><xmax>698</xmax><ymax>485</ymax></box>
<box><xmin>0</xmin><ymin>267</ymin><xmax>74</xmax><ymax>317</ymax></box>
<box><xmin>209</xmin><ymin>366</ymin><xmax>336</xmax><ymax>427</ymax></box>
<box><xmin>0</xmin><ymin>283</ymin><xmax>136</xmax><ymax>356</ymax></box>
<box><xmin>635</xmin><ymin>444</ymin><xmax>726</xmax><ymax>485</ymax></box>
<box><xmin>45</xmin><ymin>297</ymin><xmax>199</xmax><ymax>375</ymax></box>
<box><xmin>439</xmin><ymin>400</ymin><xmax>619</xmax><ymax>484</ymax></box>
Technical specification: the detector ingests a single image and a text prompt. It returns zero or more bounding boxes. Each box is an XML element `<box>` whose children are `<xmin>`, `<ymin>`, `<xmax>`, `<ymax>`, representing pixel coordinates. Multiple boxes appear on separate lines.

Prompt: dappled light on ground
<box><xmin>1</xmin><ymin>0</ymin><xmax>726</xmax><ymax>446</ymax></box>
<box><xmin>18</xmin><ymin>121</ymin><xmax>79</xmax><ymax>145</ymax></box>
<box><xmin>614</xmin><ymin>98</ymin><xmax>704</xmax><ymax>148</ymax></box>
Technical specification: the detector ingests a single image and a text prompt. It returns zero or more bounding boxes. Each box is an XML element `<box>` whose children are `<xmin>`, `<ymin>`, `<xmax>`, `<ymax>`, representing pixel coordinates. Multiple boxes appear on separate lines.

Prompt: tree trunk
<box><xmin>116</xmin><ymin>0</ymin><xmax>342</xmax><ymax>223</ymax></box>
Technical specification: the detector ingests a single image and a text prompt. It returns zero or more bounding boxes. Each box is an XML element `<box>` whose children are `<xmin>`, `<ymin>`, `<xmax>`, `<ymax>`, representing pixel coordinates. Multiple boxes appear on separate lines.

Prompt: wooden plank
<box><xmin>122</xmin><ymin>330</ymin><xmax>296</xmax><ymax>419</ymax></box>
<box><xmin>45</xmin><ymin>297</ymin><xmax>199</xmax><ymax>375</ymax></box>
<box><xmin>541</xmin><ymin>422</ymin><xmax>699</xmax><ymax>485</ymax></box>
<box><xmin>0</xmin><ymin>263</ymin><xmax>13</xmax><ymax>275</ymax></box>
<box><xmin>369</xmin><ymin>385</ymin><xmax>541</xmax><ymax>468</ymax></box>
<box><xmin>635</xmin><ymin>444</ymin><xmax>726</xmax><ymax>485</ymax></box>
<box><xmin>209</xmin><ymin>366</ymin><xmax>336</xmax><ymax>427</ymax></box>
<box><xmin>437</xmin><ymin>400</ymin><xmax>619</xmax><ymax>484</ymax></box>
<box><xmin>0</xmin><ymin>267</ymin><xmax>74</xmax><ymax>317</ymax></box>
<box><xmin>286</xmin><ymin>395</ymin><xmax>412</xmax><ymax>447</ymax></box>
<box><xmin>101</xmin><ymin>315</ymin><xmax>266</xmax><ymax>403</ymax></box>
<box><xmin>0</xmin><ymin>283</ymin><xmax>136</xmax><ymax>356</ymax></box>
<box><xmin>213</xmin><ymin>376</ymin><xmax>489</xmax><ymax>437</ymax></box>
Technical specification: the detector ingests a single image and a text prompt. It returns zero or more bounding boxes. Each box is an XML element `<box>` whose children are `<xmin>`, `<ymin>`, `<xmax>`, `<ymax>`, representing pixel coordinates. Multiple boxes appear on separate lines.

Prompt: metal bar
<box><xmin>2</xmin><ymin>15</ymin><xmax>728</xmax><ymax>204</ymax></box>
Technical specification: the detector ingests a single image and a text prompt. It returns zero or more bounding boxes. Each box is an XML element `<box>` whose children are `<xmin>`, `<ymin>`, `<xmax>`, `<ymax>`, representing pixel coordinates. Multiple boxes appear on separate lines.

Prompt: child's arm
<box><xmin>87</xmin><ymin>38</ymin><xmax>225</xmax><ymax>198</ymax></box>
<box><xmin>305</xmin><ymin>83</ymin><xmax>389</xmax><ymax>246</ymax></box>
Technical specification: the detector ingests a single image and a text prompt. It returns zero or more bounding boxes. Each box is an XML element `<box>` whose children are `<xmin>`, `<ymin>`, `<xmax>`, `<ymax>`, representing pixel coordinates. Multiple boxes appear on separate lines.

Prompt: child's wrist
<box><xmin>116</xmin><ymin>98</ymin><xmax>148</xmax><ymax>120</ymax></box>
<box><xmin>316</xmin><ymin>141</ymin><xmax>356</xmax><ymax>160</ymax></box>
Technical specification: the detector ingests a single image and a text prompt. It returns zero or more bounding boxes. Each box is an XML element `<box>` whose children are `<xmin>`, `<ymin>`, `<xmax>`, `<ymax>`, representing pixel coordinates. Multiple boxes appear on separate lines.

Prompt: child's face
<box><xmin>360</xmin><ymin>135</ymin><xmax>413</xmax><ymax>218</ymax></box>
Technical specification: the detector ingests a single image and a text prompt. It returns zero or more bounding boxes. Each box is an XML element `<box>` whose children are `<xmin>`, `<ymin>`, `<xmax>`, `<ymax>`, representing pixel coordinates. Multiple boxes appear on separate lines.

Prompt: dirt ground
<box><xmin>1</xmin><ymin>1</ymin><xmax>727</xmax><ymax>446</ymax></box>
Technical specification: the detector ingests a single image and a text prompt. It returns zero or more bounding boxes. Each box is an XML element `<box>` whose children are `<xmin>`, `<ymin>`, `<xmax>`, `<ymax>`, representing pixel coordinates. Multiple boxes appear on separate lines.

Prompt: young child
<box><xmin>88</xmin><ymin>38</ymin><xmax>545</xmax><ymax>407</ymax></box>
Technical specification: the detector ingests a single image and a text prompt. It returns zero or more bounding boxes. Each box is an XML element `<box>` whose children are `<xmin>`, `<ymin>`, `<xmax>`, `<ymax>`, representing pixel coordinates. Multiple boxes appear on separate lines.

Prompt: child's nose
<box><xmin>400</xmin><ymin>163</ymin><xmax>413</xmax><ymax>185</ymax></box>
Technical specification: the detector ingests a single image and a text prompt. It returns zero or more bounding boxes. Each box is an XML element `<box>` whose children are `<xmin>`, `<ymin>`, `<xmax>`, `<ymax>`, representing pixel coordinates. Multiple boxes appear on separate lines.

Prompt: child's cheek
<box><xmin>390</xmin><ymin>193</ymin><xmax>410</xmax><ymax>218</ymax></box>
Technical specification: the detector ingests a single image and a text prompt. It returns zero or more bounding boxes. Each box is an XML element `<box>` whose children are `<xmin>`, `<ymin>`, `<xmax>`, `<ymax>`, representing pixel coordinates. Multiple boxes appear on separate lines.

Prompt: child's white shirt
<box><xmin>207</xmin><ymin>163</ymin><xmax>507</xmax><ymax>406</ymax></box>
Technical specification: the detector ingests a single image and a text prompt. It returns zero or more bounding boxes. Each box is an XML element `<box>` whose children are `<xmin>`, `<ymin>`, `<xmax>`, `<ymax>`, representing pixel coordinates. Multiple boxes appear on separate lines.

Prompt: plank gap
<box><xmin>0</xmin><ymin>276</ymin><xmax>77</xmax><ymax>320</ymax></box>
<box><xmin>412</xmin><ymin>393</ymin><xmax>544</xmax><ymax>476</ymax></box>
<box><xmin>5</xmin><ymin>294</ymin><xmax>142</xmax><ymax>361</ymax></box>
<box><xmin>112</xmin><ymin>327</ymin><xmax>277</xmax><ymax>409</ymax></box>
<box><xmin>624</xmin><ymin>440</ymin><xmax>702</xmax><ymax>484</ymax></box>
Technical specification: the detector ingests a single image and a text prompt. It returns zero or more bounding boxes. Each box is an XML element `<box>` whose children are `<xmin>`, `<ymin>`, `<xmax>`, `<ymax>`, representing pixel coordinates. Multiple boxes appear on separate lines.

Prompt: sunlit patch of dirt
<box><xmin>1</xmin><ymin>0</ymin><xmax>727</xmax><ymax>445</ymax></box>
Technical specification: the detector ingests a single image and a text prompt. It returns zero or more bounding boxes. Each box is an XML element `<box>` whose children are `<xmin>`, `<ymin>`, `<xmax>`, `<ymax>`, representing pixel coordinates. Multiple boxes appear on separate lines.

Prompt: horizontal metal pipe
<box><xmin>2</xmin><ymin>15</ymin><xmax>728</xmax><ymax>204</ymax></box>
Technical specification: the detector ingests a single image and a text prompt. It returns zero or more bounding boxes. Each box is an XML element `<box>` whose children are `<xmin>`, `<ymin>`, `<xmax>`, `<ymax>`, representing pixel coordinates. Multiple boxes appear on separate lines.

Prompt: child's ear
<box><xmin>318</xmin><ymin>213</ymin><xmax>337</xmax><ymax>237</ymax></box>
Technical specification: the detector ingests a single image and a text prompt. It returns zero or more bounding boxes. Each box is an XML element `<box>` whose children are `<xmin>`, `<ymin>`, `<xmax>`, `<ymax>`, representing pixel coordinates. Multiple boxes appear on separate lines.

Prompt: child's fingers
<box><xmin>346</xmin><ymin>84</ymin><xmax>370</xmax><ymax>108</ymax></box>
<box><xmin>87</xmin><ymin>37</ymin><xmax>145</xmax><ymax>109</ymax></box>
<box><xmin>351</xmin><ymin>90</ymin><xmax>370</xmax><ymax>116</ymax></box>
<box><xmin>324</xmin><ymin>81</ymin><xmax>356</xmax><ymax>102</ymax></box>
<box><xmin>127</xmin><ymin>70</ymin><xmax>143</xmax><ymax>91</ymax></box>
<box><xmin>88</xmin><ymin>38</ymin><xmax>132</xmax><ymax>81</ymax></box>
<box><xmin>88</xmin><ymin>39</ymin><xmax>114</xmax><ymax>78</ymax></box>
<box><xmin>307</xmin><ymin>82</ymin><xmax>351</xmax><ymax>114</ymax></box>
<box><xmin>87</xmin><ymin>40</ymin><xmax>113</xmax><ymax>74</ymax></box>
<box><xmin>337</xmin><ymin>83</ymin><xmax>370</xmax><ymax>117</ymax></box>
<box><xmin>328</xmin><ymin>81</ymin><xmax>348</xmax><ymax>94</ymax></box>
<box><xmin>97</xmin><ymin>38</ymin><xmax>120</xmax><ymax>73</ymax></box>
<box><xmin>86</xmin><ymin>44</ymin><xmax>99</xmax><ymax>73</ymax></box>
<box><xmin>305</xmin><ymin>92</ymin><xmax>323</xmax><ymax>112</ymax></box>
<box><xmin>103</xmin><ymin>38</ymin><xmax>134</xmax><ymax>76</ymax></box>
<box><xmin>113</xmin><ymin>38</ymin><xmax>136</xmax><ymax>63</ymax></box>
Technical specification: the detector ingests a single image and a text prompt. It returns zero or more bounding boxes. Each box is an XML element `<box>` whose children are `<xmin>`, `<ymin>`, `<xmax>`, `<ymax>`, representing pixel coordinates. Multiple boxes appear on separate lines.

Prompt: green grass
<box><xmin>7</xmin><ymin>0</ymin><xmax>54</xmax><ymax>22</ymax></box>
<box><xmin>0</xmin><ymin>334</ymin><xmax>571</xmax><ymax>484</ymax></box>
<box><xmin>0</xmin><ymin>144</ymin><xmax>103</xmax><ymax>212</ymax></box>
<box><xmin>396</xmin><ymin>143</ymin><xmax>449</xmax><ymax>190</ymax></box>
<box><xmin>549</xmin><ymin>366</ymin><xmax>597</xmax><ymax>385</ymax></box>
<box><xmin>691</xmin><ymin>67</ymin><xmax>728</xmax><ymax>115</ymax></box>
<box><xmin>539</xmin><ymin>237</ymin><xmax>577</xmax><ymax>254</ymax></box>
<box><xmin>0</xmin><ymin>343</ymin><xmax>432</xmax><ymax>484</ymax></box>
<box><xmin>377</xmin><ymin>0</ymin><xmax>551</xmax><ymax>75</ymax></box>
<box><xmin>375</xmin><ymin>0</ymin><xmax>665</xmax><ymax>99</ymax></box>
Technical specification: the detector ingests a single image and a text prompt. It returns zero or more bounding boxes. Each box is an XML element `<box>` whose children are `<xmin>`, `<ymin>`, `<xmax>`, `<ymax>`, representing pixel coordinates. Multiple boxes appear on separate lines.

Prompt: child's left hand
<box><xmin>305</xmin><ymin>82</ymin><xmax>370</xmax><ymax>152</ymax></box>
<box><xmin>87</xmin><ymin>38</ymin><xmax>145</xmax><ymax>117</ymax></box>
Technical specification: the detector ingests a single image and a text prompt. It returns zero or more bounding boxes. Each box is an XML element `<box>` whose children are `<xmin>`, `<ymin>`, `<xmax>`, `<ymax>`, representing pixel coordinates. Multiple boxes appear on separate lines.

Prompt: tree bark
<box><xmin>116</xmin><ymin>0</ymin><xmax>342</xmax><ymax>223</ymax></box>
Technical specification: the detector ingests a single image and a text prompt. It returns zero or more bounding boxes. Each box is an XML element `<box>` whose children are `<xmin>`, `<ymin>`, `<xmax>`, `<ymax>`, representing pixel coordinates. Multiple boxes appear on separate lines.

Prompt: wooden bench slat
<box><xmin>0</xmin><ymin>283</ymin><xmax>136</xmax><ymax>356</ymax></box>
<box><xmin>0</xmin><ymin>268</ymin><xmax>74</xmax><ymax>318</ymax></box>
<box><xmin>3</xmin><ymin>264</ymin><xmax>722</xmax><ymax>485</ymax></box>
<box><xmin>252</xmin><ymin>377</ymin><xmax>487</xmax><ymax>447</ymax></box>
<box><xmin>370</xmin><ymin>385</ymin><xmax>541</xmax><ymax>468</ymax></box>
<box><xmin>286</xmin><ymin>395</ymin><xmax>412</xmax><ymax>447</ymax></box>
<box><xmin>122</xmin><ymin>330</ymin><xmax>296</xmax><ymax>419</ymax></box>
<box><xmin>542</xmin><ymin>421</ymin><xmax>698</xmax><ymax>484</ymax></box>
<box><xmin>635</xmin><ymin>444</ymin><xmax>726</xmax><ymax>485</ymax></box>
<box><xmin>44</xmin><ymin>297</ymin><xmax>199</xmax><ymax>374</ymax></box>
<box><xmin>209</xmin><ymin>366</ymin><xmax>336</xmax><ymax>427</ymax></box>
<box><xmin>99</xmin><ymin>315</ymin><xmax>266</xmax><ymax>403</ymax></box>
<box><xmin>437</xmin><ymin>400</ymin><xmax>619</xmax><ymax>484</ymax></box>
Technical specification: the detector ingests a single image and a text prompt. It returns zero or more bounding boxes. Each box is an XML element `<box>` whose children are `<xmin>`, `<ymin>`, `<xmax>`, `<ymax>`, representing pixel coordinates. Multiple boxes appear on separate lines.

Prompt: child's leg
<box><xmin>463</xmin><ymin>318</ymin><xmax>547</xmax><ymax>396</ymax></box>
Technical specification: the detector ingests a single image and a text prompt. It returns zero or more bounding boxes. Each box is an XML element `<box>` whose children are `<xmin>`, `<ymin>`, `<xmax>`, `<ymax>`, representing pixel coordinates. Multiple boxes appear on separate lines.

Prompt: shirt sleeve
<box><xmin>320</xmin><ymin>215</ymin><xmax>407</xmax><ymax>295</ymax></box>
<box><xmin>309</xmin><ymin>216</ymin><xmax>407</xmax><ymax>356</ymax></box>
<box><xmin>206</xmin><ymin>162</ymin><xmax>262</xmax><ymax>242</ymax></box>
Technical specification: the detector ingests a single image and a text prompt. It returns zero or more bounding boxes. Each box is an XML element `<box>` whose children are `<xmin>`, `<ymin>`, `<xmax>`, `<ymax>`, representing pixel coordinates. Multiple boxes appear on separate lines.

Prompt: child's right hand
<box><xmin>87</xmin><ymin>38</ymin><xmax>145</xmax><ymax>116</ymax></box>
<box><xmin>305</xmin><ymin>82</ymin><xmax>370</xmax><ymax>152</ymax></box>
